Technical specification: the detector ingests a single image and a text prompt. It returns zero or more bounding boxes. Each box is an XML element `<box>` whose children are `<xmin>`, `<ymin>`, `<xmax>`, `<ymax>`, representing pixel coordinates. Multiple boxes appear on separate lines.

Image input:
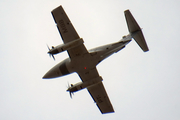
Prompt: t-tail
<box><xmin>124</xmin><ymin>10</ymin><xmax>149</xmax><ymax>52</ymax></box>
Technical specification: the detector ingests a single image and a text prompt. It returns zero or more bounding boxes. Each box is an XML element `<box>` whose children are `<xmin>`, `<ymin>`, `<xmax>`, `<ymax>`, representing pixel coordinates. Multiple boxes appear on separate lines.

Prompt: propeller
<box><xmin>46</xmin><ymin>44</ymin><xmax>55</xmax><ymax>60</ymax></box>
<box><xmin>67</xmin><ymin>82</ymin><xmax>74</xmax><ymax>98</ymax></box>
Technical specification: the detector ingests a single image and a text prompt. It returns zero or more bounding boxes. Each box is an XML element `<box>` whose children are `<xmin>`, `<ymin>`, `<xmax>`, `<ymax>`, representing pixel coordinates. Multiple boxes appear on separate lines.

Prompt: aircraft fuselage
<box><xmin>43</xmin><ymin>35</ymin><xmax>132</xmax><ymax>79</ymax></box>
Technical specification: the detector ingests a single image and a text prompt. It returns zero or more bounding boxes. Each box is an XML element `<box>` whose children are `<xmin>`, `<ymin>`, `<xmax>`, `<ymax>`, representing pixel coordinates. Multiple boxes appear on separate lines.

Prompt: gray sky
<box><xmin>0</xmin><ymin>0</ymin><xmax>180</xmax><ymax>120</ymax></box>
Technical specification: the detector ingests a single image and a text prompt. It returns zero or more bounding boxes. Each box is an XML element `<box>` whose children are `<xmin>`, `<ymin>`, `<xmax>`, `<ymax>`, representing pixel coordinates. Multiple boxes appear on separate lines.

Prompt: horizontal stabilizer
<box><xmin>124</xmin><ymin>10</ymin><xmax>149</xmax><ymax>52</ymax></box>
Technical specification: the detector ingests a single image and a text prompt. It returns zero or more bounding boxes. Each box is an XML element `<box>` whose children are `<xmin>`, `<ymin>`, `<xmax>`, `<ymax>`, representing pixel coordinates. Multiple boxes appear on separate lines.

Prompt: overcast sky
<box><xmin>0</xmin><ymin>0</ymin><xmax>180</xmax><ymax>120</ymax></box>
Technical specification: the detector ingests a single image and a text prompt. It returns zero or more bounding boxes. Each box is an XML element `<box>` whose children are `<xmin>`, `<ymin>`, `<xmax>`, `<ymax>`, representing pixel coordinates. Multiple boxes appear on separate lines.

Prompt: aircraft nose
<box><xmin>43</xmin><ymin>72</ymin><xmax>52</xmax><ymax>79</ymax></box>
<box><xmin>43</xmin><ymin>69</ymin><xmax>57</xmax><ymax>79</ymax></box>
<box><xmin>43</xmin><ymin>66</ymin><xmax>62</xmax><ymax>79</ymax></box>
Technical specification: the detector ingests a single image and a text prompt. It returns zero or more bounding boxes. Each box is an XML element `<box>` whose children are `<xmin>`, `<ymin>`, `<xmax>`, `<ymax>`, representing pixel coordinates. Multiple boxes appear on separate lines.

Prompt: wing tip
<box><xmin>101</xmin><ymin>110</ymin><xmax>115</xmax><ymax>114</ymax></box>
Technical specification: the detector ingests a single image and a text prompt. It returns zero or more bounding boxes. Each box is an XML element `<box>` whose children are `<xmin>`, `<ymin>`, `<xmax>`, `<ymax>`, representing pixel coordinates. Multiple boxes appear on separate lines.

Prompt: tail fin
<box><xmin>124</xmin><ymin>10</ymin><xmax>149</xmax><ymax>52</ymax></box>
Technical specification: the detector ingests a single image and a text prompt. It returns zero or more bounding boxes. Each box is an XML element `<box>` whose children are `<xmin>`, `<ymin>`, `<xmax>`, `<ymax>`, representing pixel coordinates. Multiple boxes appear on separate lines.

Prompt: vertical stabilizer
<box><xmin>124</xmin><ymin>10</ymin><xmax>149</xmax><ymax>52</ymax></box>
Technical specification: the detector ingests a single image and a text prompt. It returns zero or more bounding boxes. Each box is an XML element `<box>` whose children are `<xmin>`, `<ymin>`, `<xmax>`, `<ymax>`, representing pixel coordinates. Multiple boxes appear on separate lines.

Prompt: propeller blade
<box><xmin>67</xmin><ymin>82</ymin><xmax>70</xmax><ymax>88</ymax></box>
<box><xmin>46</xmin><ymin>44</ymin><xmax>55</xmax><ymax>60</ymax></box>
<box><xmin>69</xmin><ymin>91</ymin><xmax>72</xmax><ymax>98</ymax></box>
<box><xmin>67</xmin><ymin>82</ymin><xmax>73</xmax><ymax>98</ymax></box>
<box><xmin>46</xmin><ymin>44</ymin><xmax>50</xmax><ymax>51</ymax></box>
<box><xmin>52</xmin><ymin>55</ymin><xmax>55</xmax><ymax>60</ymax></box>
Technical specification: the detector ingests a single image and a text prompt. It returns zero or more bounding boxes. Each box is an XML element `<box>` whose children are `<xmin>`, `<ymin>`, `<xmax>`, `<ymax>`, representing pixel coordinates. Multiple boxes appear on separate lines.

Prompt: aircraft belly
<box><xmin>70</xmin><ymin>53</ymin><xmax>96</xmax><ymax>73</ymax></box>
<box><xmin>59</xmin><ymin>62</ymin><xmax>70</xmax><ymax>75</ymax></box>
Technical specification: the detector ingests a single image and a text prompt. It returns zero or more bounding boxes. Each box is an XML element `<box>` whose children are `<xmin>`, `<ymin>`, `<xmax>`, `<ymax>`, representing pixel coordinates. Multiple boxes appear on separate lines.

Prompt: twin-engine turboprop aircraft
<box><xmin>43</xmin><ymin>5</ymin><xmax>149</xmax><ymax>114</ymax></box>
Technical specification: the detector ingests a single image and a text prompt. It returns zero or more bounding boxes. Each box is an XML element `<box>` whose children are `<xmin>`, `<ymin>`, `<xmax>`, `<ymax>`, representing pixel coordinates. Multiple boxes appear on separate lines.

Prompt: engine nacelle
<box><xmin>67</xmin><ymin>76</ymin><xmax>103</xmax><ymax>93</ymax></box>
<box><xmin>48</xmin><ymin>38</ymin><xmax>84</xmax><ymax>55</ymax></box>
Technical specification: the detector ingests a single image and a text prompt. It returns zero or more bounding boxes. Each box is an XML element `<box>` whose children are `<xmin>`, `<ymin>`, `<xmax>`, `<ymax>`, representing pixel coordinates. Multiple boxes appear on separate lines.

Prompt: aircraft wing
<box><xmin>78</xmin><ymin>68</ymin><xmax>114</xmax><ymax>114</ymax></box>
<box><xmin>51</xmin><ymin>5</ymin><xmax>88</xmax><ymax>59</ymax></box>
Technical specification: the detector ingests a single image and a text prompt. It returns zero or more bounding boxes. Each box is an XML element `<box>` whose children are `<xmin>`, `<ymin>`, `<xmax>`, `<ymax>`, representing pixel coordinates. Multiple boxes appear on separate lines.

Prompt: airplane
<box><xmin>43</xmin><ymin>5</ymin><xmax>149</xmax><ymax>114</ymax></box>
